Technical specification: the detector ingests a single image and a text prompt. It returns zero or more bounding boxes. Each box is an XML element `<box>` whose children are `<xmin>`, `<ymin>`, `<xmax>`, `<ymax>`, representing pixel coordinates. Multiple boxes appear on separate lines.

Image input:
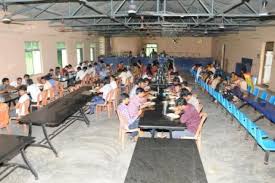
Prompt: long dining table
<box><xmin>124</xmin><ymin>138</ymin><xmax>208</xmax><ymax>183</ymax></box>
<box><xmin>139</xmin><ymin>85</ymin><xmax>186</xmax><ymax>138</ymax></box>
<box><xmin>19</xmin><ymin>86</ymin><xmax>93</xmax><ymax>156</ymax></box>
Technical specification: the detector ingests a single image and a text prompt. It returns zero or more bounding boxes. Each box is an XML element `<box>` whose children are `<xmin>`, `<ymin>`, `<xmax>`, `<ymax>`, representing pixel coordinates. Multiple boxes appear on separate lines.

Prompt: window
<box><xmin>57</xmin><ymin>42</ymin><xmax>68</xmax><ymax>67</ymax></box>
<box><xmin>146</xmin><ymin>43</ymin><xmax>158</xmax><ymax>57</ymax></box>
<box><xmin>76</xmin><ymin>42</ymin><xmax>84</xmax><ymax>64</ymax></box>
<box><xmin>25</xmin><ymin>41</ymin><xmax>42</xmax><ymax>75</ymax></box>
<box><xmin>90</xmin><ymin>43</ymin><xmax>96</xmax><ymax>61</ymax></box>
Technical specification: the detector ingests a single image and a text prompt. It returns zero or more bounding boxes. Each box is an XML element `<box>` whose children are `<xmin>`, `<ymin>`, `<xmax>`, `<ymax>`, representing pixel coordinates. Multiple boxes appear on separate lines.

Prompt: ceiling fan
<box><xmin>1</xmin><ymin>3</ymin><xmax>25</xmax><ymax>25</ymax></box>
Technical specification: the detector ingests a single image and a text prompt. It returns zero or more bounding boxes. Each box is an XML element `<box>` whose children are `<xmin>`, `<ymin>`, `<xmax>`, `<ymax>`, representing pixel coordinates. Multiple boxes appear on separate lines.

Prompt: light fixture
<box><xmin>219</xmin><ymin>17</ymin><xmax>225</xmax><ymax>29</ymax></box>
<box><xmin>128</xmin><ymin>0</ymin><xmax>137</xmax><ymax>16</ymax></box>
<box><xmin>259</xmin><ymin>0</ymin><xmax>269</xmax><ymax>16</ymax></box>
<box><xmin>204</xmin><ymin>29</ymin><xmax>208</xmax><ymax>34</ymax></box>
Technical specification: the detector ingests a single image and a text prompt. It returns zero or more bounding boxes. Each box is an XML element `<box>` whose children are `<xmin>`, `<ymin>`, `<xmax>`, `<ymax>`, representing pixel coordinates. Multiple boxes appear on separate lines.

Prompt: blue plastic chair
<box><xmin>260</xmin><ymin>91</ymin><xmax>268</xmax><ymax>100</ymax></box>
<box><xmin>252</xmin><ymin>88</ymin><xmax>260</xmax><ymax>97</ymax></box>
<box><xmin>247</xmin><ymin>86</ymin><xmax>252</xmax><ymax>93</ymax></box>
<box><xmin>269</xmin><ymin>96</ymin><xmax>275</xmax><ymax>105</ymax></box>
<box><xmin>246</xmin><ymin>119</ymin><xmax>258</xmax><ymax>138</ymax></box>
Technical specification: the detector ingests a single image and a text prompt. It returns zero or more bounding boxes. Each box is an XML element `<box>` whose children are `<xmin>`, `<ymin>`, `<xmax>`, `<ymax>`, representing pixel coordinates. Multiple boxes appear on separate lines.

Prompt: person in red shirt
<box><xmin>172</xmin><ymin>98</ymin><xmax>201</xmax><ymax>138</ymax></box>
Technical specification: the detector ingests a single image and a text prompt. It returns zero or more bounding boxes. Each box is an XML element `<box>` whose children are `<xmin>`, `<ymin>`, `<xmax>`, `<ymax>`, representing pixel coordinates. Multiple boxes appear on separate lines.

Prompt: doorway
<box><xmin>262</xmin><ymin>42</ymin><xmax>274</xmax><ymax>86</ymax></box>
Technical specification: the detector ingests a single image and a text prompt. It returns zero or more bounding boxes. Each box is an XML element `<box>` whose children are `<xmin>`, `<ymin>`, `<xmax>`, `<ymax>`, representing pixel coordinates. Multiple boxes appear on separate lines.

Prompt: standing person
<box><xmin>89</xmin><ymin>77</ymin><xmax>112</xmax><ymax>114</ymax></box>
<box><xmin>172</xmin><ymin>98</ymin><xmax>201</xmax><ymax>138</ymax></box>
<box><xmin>117</xmin><ymin>93</ymin><xmax>142</xmax><ymax>137</ymax></box>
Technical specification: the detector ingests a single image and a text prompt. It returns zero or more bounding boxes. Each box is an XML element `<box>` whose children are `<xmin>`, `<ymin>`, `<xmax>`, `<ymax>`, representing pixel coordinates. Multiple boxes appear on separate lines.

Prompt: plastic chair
<box><xmin>95</xmin><ymin>90</ymin><xmax>115</xmax><ymax>119</ymax></box>
<box><xmin>252</xmin><ymin>88</ymin><xmax>259</xmax><ymax>97</ymax></box>
<box><xmin>260</xmin><ymin>91</ymin><xmax>268</xmax><ymax>100</ymax></box>
<box><xmin>0</xmin><ymin>103</ymin><xmax>9</xmax><ymax>128</ymax></box>
<box><xmin>116</xmin><ymin>110</ymin><xmax>140</xmax><ymax>149</ymax></box>
<box><xmin>247</xmin><ymin>86</ymin><xmax>252</xmax><ymax>93</ymax></box>
<box><xmin>181</xmin><ymin>113</ymin><xmax>208</xmax><ymax>152</ymax></box>
<box><xmin>255</xmin><ymin>128</ymin><xmax>275</xmax><ymax>164</ymax></box>
<box><xmin>269</xmin><ymin>96</ymin><xmax>275</xmax><ymax>105</ymax></box>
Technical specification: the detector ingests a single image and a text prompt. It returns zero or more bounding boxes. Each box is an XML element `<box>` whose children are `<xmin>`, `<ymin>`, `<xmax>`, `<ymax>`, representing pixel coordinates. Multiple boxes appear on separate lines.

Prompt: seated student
<box><xmin>89</xmin><ymin>77</ymin><xmax>113</xmax><ymax>114</ymax></box>
<box><xmin>182</xmin><ymin>81</ymin><xmax>192</xmax><ymax>92</ymax></box>
<box><xmin>168</xmin><ymin>77</ymin><xmax>181</xmax><ymax>93</ymax></box>
<box><xmin>48</xmin><ymin>68</ymin><xmax>55</xmax><ymax>78</ymax></box>
<box><xmin>126</xmin><ymin>68</ymin><xmax>134</xmax><ymax>83</ymax></box>
<box><xmin>11</xmin><ymin>85</ymin><xmax>30</xmax><ymax>118</ymax></box>
<box><xmin>174</xmin><ymin>72</ymin><xmax>184</xmax><ymax>83</ymax></box>
<box><xmin>172</xmin><ymin>98</ymin><xmax>201</xmax><ymax>138</ymax></box>
<box><xmin>22</xmin><ymin>74</ymin><xmax>30</xmax><ymax>85</ymax></box>
<box><xmin>180</xmin><ymin>88</ymin><xmax>200</xmax><ymax>112</ymax></box>
<box><xmin>40</xmin><ymin>76</ymin><xmax>53</xmax><ymax>96</ymax></box>
<box><xmin>129</xmin><ymin>78</ymin><xmax>145</xmax><ymax>97</ymax></box>
<box><xmin>118</xmin><ymin>68</ymin><xmax>128</xmax><ymax>86</ymax></box>
<box><xmin>211</xmin><ymin>75</ymin><xmax>223</xmax><ymax>91</ymax></box>
<box><xmin>117</xmin><ymin>93</ymin><xmax>142</xmax><ymax>137</ymax></box>
<box><xmin>143</xmin><ymin>78</ymin><xmax>151</xmax><ymax>92</ymax></box>
<box><xmin>128</xmin><ymin>87</ymin><xmax>149</xmax><ymax>120</ymax></box>
<box><xmin>110</xmin><ymin>75</ymin><xmax>118</xmax><ymax>89</ymax></box>
<box><xmin>171</xmin><ymin>84</ymin><xmax>182</xmax><ymax>98</ymax></box>
<box><xmin>75</xmin><ymin>67</ymin><xmax>85</xmax><ymax>81</ymax></box>
<box><xmin>27</xmin><ymin>79</ymin><xmax>41</xmax><ymax>103</ymax></box>
<box><xmin>0</xmin><ymin>78</ymin><xmax>16</xmax><ymax>94</ymax></box>
<box><xmin>10</xmin><ymin>77</ymin><xmax>23</xmax><ymax>88</ymax></box>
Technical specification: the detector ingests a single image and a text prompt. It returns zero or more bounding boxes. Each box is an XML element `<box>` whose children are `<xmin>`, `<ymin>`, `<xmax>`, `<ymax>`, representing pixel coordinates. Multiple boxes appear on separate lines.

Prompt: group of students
<box><xmin>0</xmin><ymin>70</ymin><xmax>66</xmax><ymax>128</ymax></box>
<box><xmin>192</xmin><ymin>63</ymin><xmax>254</xmax><ymax>103</ymax></box>
<box><xmin>108</xmin><ymin>60</ymin><xmax>203</xmax><ymax>139</ymax></box>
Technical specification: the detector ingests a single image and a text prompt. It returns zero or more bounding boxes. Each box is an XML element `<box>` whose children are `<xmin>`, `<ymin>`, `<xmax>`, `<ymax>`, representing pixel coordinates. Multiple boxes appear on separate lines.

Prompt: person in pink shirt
<box><xmin>128</xmin><ymin>88</ymin><xmax>148</xmax><ymax>120</ymax></box>
<box><xmin>172</xmin><ymin>98</ymin><xmax>201</xmax><ymax>138</ymax></box>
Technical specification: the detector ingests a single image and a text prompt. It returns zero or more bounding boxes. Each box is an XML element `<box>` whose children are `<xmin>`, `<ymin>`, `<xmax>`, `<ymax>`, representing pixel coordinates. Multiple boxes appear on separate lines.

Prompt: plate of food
<box><xmin>169</xmin><ymin>106</ymin><xmax>176</xmax><ymax>111</ymax></box>
<box><xmin>148</xmin><ymin>96</ymin><xmax>157</xmax><ymax>100</ymax></box>
<box><xmin>169</xmin><ymin>100</ymin><xmax>175</xmax><ymax>105</ymax></box>
<box><xmin>166</xmin><ymin>113</ymin><xmax>180</xmax><ymax>120</ymax></box>
<box><xmin>169</xmin><ymin>95</ymin><xmax>177</xmax><ymax>99</ymax></box>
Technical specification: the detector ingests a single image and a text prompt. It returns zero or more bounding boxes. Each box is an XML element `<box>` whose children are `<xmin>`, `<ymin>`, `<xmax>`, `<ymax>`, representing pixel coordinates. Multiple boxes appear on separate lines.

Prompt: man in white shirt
<box><xmin>118</xmin><ymin>68</ymin><xmax>128</xmax><ymax>85</ymax></box>
<box><xmin>10</xmin><ymin>77</ymin><xmax>23</xmax><ymax>88</ymax></box>
<box><xmin>89</xmin><ymin>77</ymin><xmax>112</xmax><ymax>114</ymax></box>
<box><xmin>16</xmin><ymin>85</ymin><xmax>30</xmax><ymax>117</ymax></box>
<box><xmin>75</xmin><ymin>67</ymin><xmax>86</xmax><ymax>81</ymax></box>
<box><xmin>126</xmin><ymin>68</ymin><xmax>134</xmax><ymax>83</ymax></box>
<box><xmin>26</xmin><ymin>79</ymin><xmax>41</xmax><ymax>103</ymax></box>
<box><xmin>110</xmin><ymin>75</ymin><xmax>118</xmax><ymax>89</ymax></box>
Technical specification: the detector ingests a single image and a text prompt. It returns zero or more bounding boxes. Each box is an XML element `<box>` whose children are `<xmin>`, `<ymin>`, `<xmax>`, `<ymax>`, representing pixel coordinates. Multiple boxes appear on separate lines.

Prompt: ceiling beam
<box><xmin>197</xmin><ymin>0</ymin><xmax>211</xmax><ymax>14</ymax></box>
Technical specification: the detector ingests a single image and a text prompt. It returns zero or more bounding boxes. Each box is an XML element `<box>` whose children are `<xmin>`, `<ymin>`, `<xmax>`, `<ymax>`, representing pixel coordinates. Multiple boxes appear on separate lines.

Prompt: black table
<box><xmin>0</xmin><ymin>92</ymin><xmax>19</xmax><ymax>103</ymax></box>
<box><xmin>124</xmin><ymin>138</ymin><xmax>208</xmax><ymax>183</ymax></box>
<box><xmin>139</xmin><ymin>98</ymin><xmax>186</xmax><ymax>138</ymax></box>
<box><xmin>20</xmin><ymin>86</ymin><xmax>93</xmax><ymax>156</ymax></box>
<box><xmin>0</xmin><ymin>134</ymin><xmax>37</xmax><ymax>181</ymax></box>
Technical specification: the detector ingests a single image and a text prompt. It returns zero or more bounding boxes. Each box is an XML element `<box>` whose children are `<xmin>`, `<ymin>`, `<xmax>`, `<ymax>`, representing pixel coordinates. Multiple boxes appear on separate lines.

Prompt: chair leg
<box><xmin>264</xmin><ymin>151</ymin><xmax>270</xmax><ymax>165</ymax></box>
